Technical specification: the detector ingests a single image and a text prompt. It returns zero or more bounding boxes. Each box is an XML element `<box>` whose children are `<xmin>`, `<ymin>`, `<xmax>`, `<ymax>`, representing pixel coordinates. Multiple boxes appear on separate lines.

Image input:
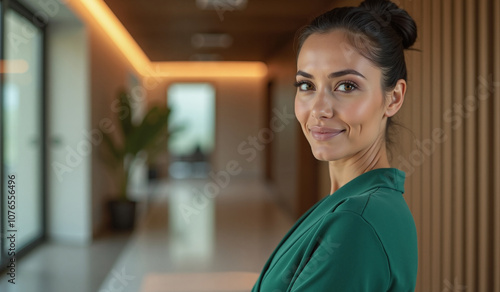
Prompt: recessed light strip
<box><xmin>66</xmin><ymin>0</ymin><xmax>151</xmax><ymax>75</ymax></box>
<box><xmin>66</xmin><ymin>0</ymin><xmax>267</xmax><ymax>78</ymax></box>
<box><xmin>152</xmin><ymin>61</ymin><xmax>268</xmax><ymax>78</ymax></box>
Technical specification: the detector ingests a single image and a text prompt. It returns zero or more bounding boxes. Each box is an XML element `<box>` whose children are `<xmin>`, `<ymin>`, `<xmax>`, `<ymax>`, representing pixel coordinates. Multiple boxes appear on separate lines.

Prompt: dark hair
<box><xmin>297</xmin><ymin>0</ymin><xmax>417</xmax><ymax>144</ymax></box>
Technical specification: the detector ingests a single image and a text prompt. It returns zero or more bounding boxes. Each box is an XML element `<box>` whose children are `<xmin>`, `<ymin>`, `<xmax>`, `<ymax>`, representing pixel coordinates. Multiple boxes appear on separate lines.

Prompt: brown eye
<box><xmin>294</xmin><ymin>81</ymin><xmax>315</xmax><ymax>92</ymax></box>
<box><xmin>300</xmin><ymin>83</ymin><xmax>313</xmax><ymax>91</ymax></box>
<box><xmin>336</xmin><ymin>82</ymin><xmax>358</xmax><ymax>92</ymax></box>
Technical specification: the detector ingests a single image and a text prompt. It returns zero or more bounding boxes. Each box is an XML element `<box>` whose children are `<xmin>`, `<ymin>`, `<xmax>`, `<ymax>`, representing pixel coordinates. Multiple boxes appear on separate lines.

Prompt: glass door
<box><xmin>1</xmin><ymin>1</ymin><xmax>45</xmax><ymax>267</ymax></box>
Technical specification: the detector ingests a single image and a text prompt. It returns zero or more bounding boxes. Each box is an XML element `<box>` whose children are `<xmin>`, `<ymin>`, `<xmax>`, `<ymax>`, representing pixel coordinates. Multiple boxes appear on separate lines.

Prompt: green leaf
<box><xmin>118</xmin><ymin>91</ymin><xmax>133</xmax><ymax>137</ymax></box>
<box><xmin>126</xmin><ymin>106</ymin><xmax>171</xmax><ymax>155</ymax></box>
<box><xmin>100</xmin><ymin>89</ymin><xmax>182</xmax><ymax>199</ymax></box>
<box><xmin>102</xmin><ymin>131</ymin><xmax>123</xmax><ymax>164</ymax></box>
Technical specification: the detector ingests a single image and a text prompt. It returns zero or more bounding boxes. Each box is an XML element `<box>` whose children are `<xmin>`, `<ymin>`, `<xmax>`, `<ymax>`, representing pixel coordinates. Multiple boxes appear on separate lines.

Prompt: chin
<box><xmin>311</xmin><ymin>146</ymin><xmax>340</xmax><ymax>162</ymax></box>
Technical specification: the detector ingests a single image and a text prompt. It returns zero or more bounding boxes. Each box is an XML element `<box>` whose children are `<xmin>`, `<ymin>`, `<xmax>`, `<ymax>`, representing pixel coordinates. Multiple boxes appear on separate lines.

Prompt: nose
<box><xmin>311</xmin><ymin>91</ymin><xmax>334</xmax><ymax>120</ymax></box>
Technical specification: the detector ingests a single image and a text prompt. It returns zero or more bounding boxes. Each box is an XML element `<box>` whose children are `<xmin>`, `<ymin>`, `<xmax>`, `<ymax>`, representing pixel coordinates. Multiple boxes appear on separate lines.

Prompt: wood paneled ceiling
<box><xmin>103</xmin><ymin>0</ymin><xmax>335</xmax><ymax>62</ymax></box>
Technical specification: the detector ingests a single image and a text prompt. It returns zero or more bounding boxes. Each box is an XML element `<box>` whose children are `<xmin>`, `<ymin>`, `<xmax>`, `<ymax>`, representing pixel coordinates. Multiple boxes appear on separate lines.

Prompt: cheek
<box><xmin>342</xmin><ymin>97</ymin><xmax>383</xmax><ymax>127</ymax></box>
<box><xmin>294</xmin><ymin>95</ymin><xmax>308</xmax><ymax>125</ymax></box>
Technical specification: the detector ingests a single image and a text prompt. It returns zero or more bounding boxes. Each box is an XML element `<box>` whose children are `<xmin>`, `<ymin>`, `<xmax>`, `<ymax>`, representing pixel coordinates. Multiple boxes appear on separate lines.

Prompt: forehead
<box><xmin>297</xmin><ymin>30</ymin><xmax>379</xmax><ymax>76</ymax></box>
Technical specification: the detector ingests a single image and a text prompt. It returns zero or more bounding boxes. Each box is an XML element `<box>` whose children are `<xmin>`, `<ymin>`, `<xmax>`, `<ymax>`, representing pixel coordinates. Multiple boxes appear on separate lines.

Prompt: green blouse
<box><xmin>252</xmin><ymin>168</ymin><xmax>418</xmax><ymax>292</ymax></box>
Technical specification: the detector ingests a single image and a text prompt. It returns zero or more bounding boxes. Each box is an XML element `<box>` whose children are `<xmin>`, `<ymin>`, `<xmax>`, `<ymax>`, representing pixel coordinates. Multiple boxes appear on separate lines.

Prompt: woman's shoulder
<box><xmin>321</xmin><ymin>187</ymin><xmax>417</xmax><ymax>255</ymax></box>
<box><xmin>317</xmin><ymin>188</ymin><xmax>418</xmax><ymax>285</ymax></box>
<box><xmin>332</xmin><ymin>185</ymin><xmax>414</xmax><ymax>225</ymax></box>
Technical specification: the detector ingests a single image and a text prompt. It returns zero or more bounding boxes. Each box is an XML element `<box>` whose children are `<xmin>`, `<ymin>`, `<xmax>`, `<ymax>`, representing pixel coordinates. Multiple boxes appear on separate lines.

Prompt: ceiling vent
<box><xmin>196</xmin><ymin>0</ymin><xmax>247</xmax><ymax>11</ymax></box>
<box><xmin>192</xmin><ymin>33</ymin><xmax>233</xmax><ymax>48</ymax></box>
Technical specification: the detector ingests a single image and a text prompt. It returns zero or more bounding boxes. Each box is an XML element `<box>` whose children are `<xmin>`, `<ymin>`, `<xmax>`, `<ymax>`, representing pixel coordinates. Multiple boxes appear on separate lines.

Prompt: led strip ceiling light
<box><xmin>196</xmin><ymin>0</ymin><xmax>248</xmax><ymax>10</ymax></box>
<box><xmin>66</xmin><ymin>0</ymin><xmax>267</xmax><ymax>78</ymax></box>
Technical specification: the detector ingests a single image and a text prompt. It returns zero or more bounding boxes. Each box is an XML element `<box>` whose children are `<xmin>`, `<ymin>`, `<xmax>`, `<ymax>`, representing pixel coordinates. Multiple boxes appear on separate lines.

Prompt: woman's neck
<box><xmin>328</xmin><ymin>137</ymin><xmax>390</xmax><ymax>194</ymax></box>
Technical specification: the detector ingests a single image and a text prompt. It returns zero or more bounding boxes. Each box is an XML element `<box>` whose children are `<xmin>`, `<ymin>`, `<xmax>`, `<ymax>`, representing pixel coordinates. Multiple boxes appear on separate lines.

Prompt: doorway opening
<box><xmin>167</xmin><ymin>83</ymin><xmax>216</xmax><ymax>179</ymax></box>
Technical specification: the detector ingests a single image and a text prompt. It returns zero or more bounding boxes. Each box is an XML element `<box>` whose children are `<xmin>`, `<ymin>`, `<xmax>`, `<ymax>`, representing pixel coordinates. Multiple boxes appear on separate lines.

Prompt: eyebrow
<box><xmin>296</xmin><ymin>69</ymin><xmax>366</xmax><ymax>79</ymax></box>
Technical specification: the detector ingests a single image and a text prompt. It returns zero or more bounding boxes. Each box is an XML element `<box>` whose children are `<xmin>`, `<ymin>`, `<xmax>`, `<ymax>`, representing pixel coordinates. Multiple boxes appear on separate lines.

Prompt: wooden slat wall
<box><xmin>495</xmin><ymin>0</ymin><xmax>500</xmax><ymax>290</ymax></box>
<box><xmin>441</xmin><ymin>0</ymin><xmax>453</xmax><ymax>288</ymax></box>
<box><xmin>420</xmin><ymin>0</ymin><xmax>432</xmax><ymax>289</ymax></box>
<box><xmin>477</xmin><ymin>0</ymin><xmax>491</xmax><ymax>290</ymax></box>
<box><xmin>451</xmin><ymin>0</ymin><xmax>466</xmax><ymax>288</ymax></box>
<box><xmin>464</xmin><ymin>0</ymin><xmax>478</xmax><ymax>290</ymax></box>
<box><xmin>495</xmin><ymin>0</ymin><xmax>500</xmax><ymax>291</ymax></box>
<box><xmin>396</xmin><ymin>0</ymin><xmax>499</xmax><ymax>291</ymax></box>
<box><xmin>430</xmin><ymin>0</ymin><xmax>443</xmax><ymax>289</ymax></box>
<box><xmin>407</xmin><ymin>0</ymin><xmax>423</xmax><ymax>289</ymax></box>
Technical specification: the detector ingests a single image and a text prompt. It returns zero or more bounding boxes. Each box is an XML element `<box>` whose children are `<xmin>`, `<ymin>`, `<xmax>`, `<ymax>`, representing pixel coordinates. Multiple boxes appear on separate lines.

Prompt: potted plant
<box><xmin>101</xmin><ymin>90</ymin><xmax>176</xmax><ymax>230</ymax></box>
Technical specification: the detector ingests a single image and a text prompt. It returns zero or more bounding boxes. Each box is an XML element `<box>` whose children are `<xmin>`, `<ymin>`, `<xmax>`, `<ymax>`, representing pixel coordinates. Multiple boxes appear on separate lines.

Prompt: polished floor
<box><xmin>0</xmin><ymin>178</ymin><xmax>294</xmax><ymax>292</ymax></box>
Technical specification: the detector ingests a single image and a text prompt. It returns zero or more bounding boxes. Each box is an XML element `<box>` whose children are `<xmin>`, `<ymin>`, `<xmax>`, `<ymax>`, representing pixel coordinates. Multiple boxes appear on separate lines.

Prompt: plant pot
<box><xmin>108</xmin><ymin>200</ymin><xmax>137</xmax><ymax>231</ymax></box>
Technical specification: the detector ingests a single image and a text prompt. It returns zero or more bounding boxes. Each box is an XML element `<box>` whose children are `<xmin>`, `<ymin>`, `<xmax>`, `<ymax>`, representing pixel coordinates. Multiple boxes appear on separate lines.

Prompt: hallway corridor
<box><xmin>0</xmin><ymin>178</ymin><xmax>294</xmax><ymax>292</ymax></box>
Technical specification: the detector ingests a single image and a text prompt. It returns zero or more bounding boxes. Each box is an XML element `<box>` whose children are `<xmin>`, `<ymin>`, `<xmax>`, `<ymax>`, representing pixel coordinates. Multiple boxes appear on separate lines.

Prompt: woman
<box><xmin>252</xmin><ymin>0</ymin><xmax>418</xmax><ymax>291</ymax></box>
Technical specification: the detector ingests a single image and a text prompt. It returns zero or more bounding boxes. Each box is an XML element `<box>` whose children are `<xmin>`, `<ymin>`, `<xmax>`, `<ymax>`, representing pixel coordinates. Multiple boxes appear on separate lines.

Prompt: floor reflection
<box><xmin>0</xmin><ymin>177</ymin><xmax>293</xmax><ymax>292</ymax></box>
<box><xmin>167</xmin><ymin>181</ymin><xmax>215</xmax><ymax>265</ymax></box>
<box><xmin>99</xmin><ymin>177</ymin><xmax>293</xmax><ymax>292</ymax></box>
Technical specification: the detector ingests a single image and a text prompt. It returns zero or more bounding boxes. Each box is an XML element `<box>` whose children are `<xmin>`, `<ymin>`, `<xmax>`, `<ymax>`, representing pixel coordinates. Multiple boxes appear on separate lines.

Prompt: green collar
<box><xmin>329</xmin><ymin>168</ymin><xmax>405</xmax><ymax>197</ymax></box>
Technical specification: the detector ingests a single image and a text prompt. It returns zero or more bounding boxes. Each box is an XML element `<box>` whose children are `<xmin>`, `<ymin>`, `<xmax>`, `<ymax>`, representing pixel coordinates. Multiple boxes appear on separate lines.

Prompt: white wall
<box><xmin>213</xmin><ymin>77</ymin><xmax>266</xmax><ymax>178</ymax></box>
<box><xmin>47</xmin><ymin>21</ymin><xmax>91</xmax><ymax>243</ymax></box>
<box><xmin>88</xmin><ymin>16</ymin><xmax>144</xmax><ymax>234</ymax></box>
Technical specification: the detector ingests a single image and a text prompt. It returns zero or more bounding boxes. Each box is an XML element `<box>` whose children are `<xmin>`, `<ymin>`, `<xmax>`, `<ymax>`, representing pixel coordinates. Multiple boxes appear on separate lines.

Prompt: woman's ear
<box><xmin>385</xmin><ymin>79</ymin><xmax>406</xmax><ymax>118</ymax></box>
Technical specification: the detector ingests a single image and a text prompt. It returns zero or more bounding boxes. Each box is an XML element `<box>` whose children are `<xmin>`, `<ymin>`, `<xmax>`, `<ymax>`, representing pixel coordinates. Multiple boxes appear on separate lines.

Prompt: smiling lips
<box><xmin>309</xmin><ymin>126</ymin><xmax>345</xmax><ymax>141</ymax></box>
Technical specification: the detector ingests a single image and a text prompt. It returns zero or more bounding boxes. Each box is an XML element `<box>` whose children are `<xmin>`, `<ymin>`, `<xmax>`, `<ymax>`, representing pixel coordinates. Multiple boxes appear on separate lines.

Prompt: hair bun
<box><xmin>360</xmin><ymin>0</ymin><xmax>417</xmax><ymax>49</ymax></box>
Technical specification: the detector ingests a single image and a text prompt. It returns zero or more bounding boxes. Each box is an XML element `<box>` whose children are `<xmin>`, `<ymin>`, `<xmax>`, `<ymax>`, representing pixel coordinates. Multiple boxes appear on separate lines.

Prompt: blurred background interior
<box><xmin>0</xmin><ymin>0</ymin><xmax>499</xmax><ymax>291</ymax></box>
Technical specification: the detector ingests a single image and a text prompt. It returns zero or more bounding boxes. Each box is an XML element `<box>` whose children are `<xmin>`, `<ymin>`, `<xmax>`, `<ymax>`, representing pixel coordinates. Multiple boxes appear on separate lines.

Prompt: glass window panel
<box><xmin>167</xmin><ymin>83</ymin><xmax>216</xmax><ymax>179</ymax></box>
<box><xmin>2</xmin><ymin>8</ymin><xmax>44</xmax><ymax>251</ymax></box>
<box><xmin>168</xmin><ymin>83</ymin><xmax>216</xmax><ymax>157</ymax></box>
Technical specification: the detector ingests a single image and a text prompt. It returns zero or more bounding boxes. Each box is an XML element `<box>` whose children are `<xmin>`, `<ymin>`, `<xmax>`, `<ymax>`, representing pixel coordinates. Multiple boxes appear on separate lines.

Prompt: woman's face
<box><xmin>295</xmin><ymin>30</ymin><xmax>398</xmax><ymax>162</ymax></box>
